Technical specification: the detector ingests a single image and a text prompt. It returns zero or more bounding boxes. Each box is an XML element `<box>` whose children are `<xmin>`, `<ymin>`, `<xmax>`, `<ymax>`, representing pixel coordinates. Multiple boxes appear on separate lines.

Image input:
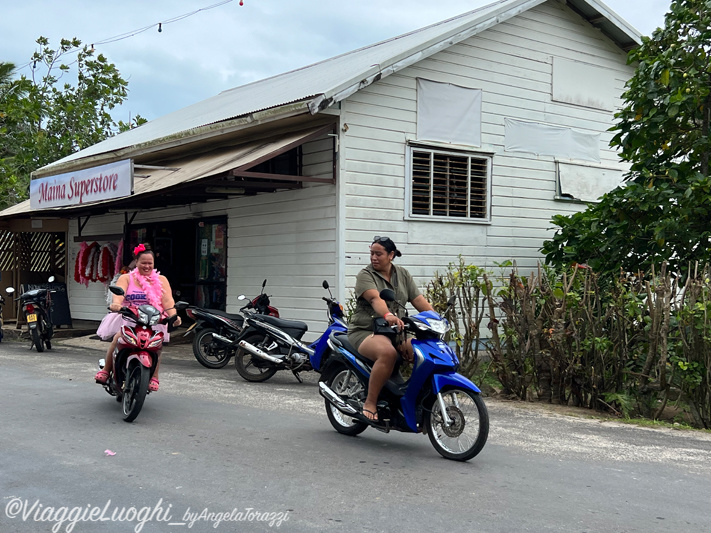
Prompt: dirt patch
<box><xmin>487</xmin><ymin>393</ymin><xmax>704</xmax><ymax>430</ymax></box>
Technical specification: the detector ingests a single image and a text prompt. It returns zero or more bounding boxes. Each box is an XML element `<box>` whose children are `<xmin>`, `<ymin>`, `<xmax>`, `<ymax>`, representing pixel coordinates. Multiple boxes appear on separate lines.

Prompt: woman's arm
<box><xmin>108</xmin><ymin>274</ymin><xmax>129</xmax><ymax>312</ymax></box>
<box><xmin>159</xmin><ymin>276</ymin><xmax>177</xmax><ymax>317</ymax></box>
<box><xmin>363</xmin><ymin>289</ymin><xmax>400</xmax><ymax>328</ymax></box>
<box><xmin>411</xmin><ymin>294</ymin><xmax>434</xmax><ymax>313</ymax></box>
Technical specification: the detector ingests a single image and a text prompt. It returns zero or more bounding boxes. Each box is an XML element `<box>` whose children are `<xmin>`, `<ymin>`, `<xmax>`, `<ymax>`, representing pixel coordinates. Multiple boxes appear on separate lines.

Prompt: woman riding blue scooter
<box><xmin>347</xmin><ymin>236</ymin><xmax>434</xmax><ymax>421</ymax></box>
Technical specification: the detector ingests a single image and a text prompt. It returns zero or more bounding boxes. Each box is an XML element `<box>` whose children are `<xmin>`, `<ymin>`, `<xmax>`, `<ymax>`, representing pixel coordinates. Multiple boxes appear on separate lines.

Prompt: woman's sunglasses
<box><xmin>373</xmin><ymin>236</ymin><xmax>391</xmax><ymax>244</ymax></box>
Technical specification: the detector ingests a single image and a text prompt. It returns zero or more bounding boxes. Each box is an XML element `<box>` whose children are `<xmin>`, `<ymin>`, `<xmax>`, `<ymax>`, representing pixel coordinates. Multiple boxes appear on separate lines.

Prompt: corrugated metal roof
<box><xmin>40</xmin><ymin>0</ymin><xmax>641</xmax><ymax>172</ymax></box>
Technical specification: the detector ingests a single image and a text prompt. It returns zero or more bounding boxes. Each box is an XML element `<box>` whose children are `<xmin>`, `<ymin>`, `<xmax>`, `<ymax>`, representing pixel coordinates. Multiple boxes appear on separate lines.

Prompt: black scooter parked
<box><xmin>6</xmin><ymin>276</ymin><xmax>56</xmax><ymax>352</ymax></box>
<box><xmin>184</xmin><ymin>279</ymin><xmax>279</xmax><ymax>369</ymax></box>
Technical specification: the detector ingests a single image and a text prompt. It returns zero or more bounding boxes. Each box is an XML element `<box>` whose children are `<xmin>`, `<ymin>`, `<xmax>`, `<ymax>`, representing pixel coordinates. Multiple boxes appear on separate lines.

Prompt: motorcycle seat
<box><xmin>20</xmin><ymin>289</ymin><xmax>48</xmax><ymax>300</ymax></box>
<box><xmin>257</xmin><ymin>315</ymin><xmax>308</xmax><ymax>335</ymax></box>
<box><xmin>205</xmin><ymin>309</ymin><xmax>244</xmax><ymax>322</ymax></box>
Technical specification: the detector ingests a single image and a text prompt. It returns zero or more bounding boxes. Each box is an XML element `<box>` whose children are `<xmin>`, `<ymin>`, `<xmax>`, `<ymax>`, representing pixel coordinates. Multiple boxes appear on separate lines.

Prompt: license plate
<box><xmin>26</xmin><ymin>314</ymin><xmax>37</xmax><ymax>323</ymax></box>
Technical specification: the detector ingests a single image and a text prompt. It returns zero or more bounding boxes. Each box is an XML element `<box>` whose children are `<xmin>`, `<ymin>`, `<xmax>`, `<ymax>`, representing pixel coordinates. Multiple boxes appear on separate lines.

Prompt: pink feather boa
<box><xmin>129</xmin><ymin>268</ymin><xmax>164</xmax><ymax>310</ymax></box>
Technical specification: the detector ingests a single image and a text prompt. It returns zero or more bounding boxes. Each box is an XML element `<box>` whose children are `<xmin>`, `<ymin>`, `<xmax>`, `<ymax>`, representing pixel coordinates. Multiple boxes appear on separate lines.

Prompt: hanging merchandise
<box><xmin>114</xmin><ymin>240</ymin><xmax>124</xmax><ymax>275</ymax></box>
<box><xmin>86</xmin><ymin>242</ymin><xmax>101</xmax><ymax>282</ymax></box>
<box><xmin>97</xmin><ymin>243</ymin><xmax>118</xmax><ymax>283</ymax></box>
<box><xmin>75</xmin><ymin>242</ymin><xmax>88</xmax><ymax>284</ymax></box>
<box><xmin>74</xmin><ymin>241</ymin><xmax>100</xmax><ymax>286</ymax></box>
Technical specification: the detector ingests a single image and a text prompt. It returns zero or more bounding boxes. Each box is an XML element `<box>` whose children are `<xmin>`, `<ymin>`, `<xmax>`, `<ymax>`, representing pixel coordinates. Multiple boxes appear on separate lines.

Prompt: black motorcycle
<box><xmin>6</xmin><ymin>276</ymin><xmax>56</xmax><ymax>352</ymax></box>
<box><xmin>184</xmin><ymin>279</ymin><xmax>279</xmax><ymax>369</ymax></box>
<box><xmin>233</xmin><ymin>281</ymin><xmax>347</xmax><ymax>383</ymax></box>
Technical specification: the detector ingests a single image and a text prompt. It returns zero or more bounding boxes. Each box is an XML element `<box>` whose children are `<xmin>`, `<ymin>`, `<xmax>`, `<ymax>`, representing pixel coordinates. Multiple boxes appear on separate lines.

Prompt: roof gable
<box><xmin>39</xmin><ymin>0</ymin><xmax>641</xmax><ymax>175</ymax></box>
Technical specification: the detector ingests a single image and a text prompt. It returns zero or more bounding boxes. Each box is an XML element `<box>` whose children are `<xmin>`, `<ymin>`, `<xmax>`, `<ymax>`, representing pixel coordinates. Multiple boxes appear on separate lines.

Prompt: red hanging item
<box><xmin>97</xmin><ymin>244</ymin><xmax>117</xmax><ymax>283</ymax></box>
<box><xmin>75</xmin><ymin>242</ymin><xmax>88</xmax><ymax>284</ymax></box>
<box><xmin>76</xmin><ymin>242</ymin><xmax>100</xmax><ymax>286</ymax></box>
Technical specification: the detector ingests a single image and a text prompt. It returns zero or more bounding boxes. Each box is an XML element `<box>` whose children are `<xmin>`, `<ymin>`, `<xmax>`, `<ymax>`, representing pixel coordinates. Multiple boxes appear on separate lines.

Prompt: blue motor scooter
<box><xmin>318</xmin><ymin>289</ymin><xmax>489</xmax><ymax>461</ymax></box>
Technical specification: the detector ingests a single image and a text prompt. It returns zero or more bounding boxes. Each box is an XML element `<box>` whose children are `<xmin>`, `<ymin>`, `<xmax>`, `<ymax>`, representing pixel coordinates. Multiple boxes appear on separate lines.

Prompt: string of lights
<box><xmin>16</xmin><ymin>0</ymin><xmax>245</xmax><ymax>72</ymax></box>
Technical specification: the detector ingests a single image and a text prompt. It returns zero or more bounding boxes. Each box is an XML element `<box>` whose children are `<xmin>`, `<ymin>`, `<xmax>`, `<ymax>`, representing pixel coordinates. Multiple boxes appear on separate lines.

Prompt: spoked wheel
<box><xmin>234</xmin><ymin>333</ymin><xmax>278</xmax><ymax>382</ymax></box>
<box><xmin>122</xmin><ymin>364</ymin><xmax>149</xmax><ymax>422</ymax></box>
<box><xmin>31</xmin><ymin>328</ymin><xmax>44</xmax><ymax>352</ymax></box>
<box><xmin>325</xmin><ymin>368</ymin><xmax>368</xmax><ymax>436</ymax></box>
<box><xmin>425</xmin><ymin>388</ymin><xmax>489</xmax><ymax>462</ymax></box>
<box><xmin>193</xmin><ymin>328</ymin><xmax>233</xmax><ymax>369</ymax></box>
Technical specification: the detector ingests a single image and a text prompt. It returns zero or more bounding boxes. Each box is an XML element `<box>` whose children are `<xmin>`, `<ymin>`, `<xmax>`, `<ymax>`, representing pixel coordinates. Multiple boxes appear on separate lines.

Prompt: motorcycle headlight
<box><xmin>138</xmin><ymin>307</ymin><xmax>160</xmax><ymax>326</ymax></box>
<box><xmin>427</xmin><ymin>318</ymin><xmax>451</xmax><ymax>336</ymax></box>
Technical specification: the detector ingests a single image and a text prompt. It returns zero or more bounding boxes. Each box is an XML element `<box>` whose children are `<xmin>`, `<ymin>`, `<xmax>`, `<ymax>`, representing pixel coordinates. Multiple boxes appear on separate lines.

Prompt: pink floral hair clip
<box><xmin>133</xmin><ymin>243</ymin><xmax>146</xmax><ymax>256</ymax></box>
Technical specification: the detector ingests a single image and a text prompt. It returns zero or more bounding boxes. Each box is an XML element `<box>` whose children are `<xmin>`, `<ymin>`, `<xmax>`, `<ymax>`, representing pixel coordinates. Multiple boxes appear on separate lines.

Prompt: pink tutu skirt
<box><xmin>96</xmin><ymin>313</ymin><xmax>170</xmax><ymax>342</ymax></box>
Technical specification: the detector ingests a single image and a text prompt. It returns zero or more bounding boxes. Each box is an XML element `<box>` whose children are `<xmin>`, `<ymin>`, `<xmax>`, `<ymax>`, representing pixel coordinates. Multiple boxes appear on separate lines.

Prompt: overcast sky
<box><xmin>1</xmin><ymin>0</ymin><xmax>671</xmax><ymax>123</ymax></box>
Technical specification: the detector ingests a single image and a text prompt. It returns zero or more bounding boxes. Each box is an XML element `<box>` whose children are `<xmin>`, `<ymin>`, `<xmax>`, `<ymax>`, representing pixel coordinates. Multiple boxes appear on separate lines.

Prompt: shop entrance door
<box><xmin>195</xmin><ymin>219</ymin><xmax>227</xmax><ymax>310</ymax></box>
<box><xmin>127</xmin><ymin>217</ymin><xmax>227</xmax><ymax>310</ymax></box>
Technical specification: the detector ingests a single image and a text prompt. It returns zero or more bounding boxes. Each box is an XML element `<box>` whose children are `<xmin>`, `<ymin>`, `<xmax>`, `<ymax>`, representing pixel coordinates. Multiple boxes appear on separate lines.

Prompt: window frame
<box><xmin>405</xmin><ymin>143</ymin><xmax>493</xmax><ymax>224</ymax></box>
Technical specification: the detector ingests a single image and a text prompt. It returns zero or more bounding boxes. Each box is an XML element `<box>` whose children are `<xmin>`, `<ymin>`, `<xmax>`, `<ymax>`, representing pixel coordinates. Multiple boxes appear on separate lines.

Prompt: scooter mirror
<box><xmin>109</xmin><ymin>285</ymin><xmax>126</xmax><ymax>296</ymax></box>
<box><xmin>261</xmin><ymin>279</ymin><xmax>267</xmax><ymax>289</ymax></box>
<box><xmin>48</xmin><ymin>276</ymin><xmax>55</xmax><ymax>283</ymax></box>
<box><xmin>237</xmin><ymin>294</ymin><xmax>246</xmax><ymax>301</ymax></box>
<box><xmin>379</xmin><ymin>288</ymin><xmax>396</xmax><ymax>302</ymax></box>
<box><xmin>322</xmin><ymin>280</ymin><xmax>329</xmax><ymax>290</ymax></box>
<box><xmin>5</xmin><ymin>287</ymin><xmax>15</xmax><ymax>294</ymax></box>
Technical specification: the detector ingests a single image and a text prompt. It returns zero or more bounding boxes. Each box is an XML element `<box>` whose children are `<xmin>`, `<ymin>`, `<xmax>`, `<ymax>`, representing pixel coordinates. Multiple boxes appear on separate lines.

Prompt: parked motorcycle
<box><xmin>233</xmin><ymin>280</ymin><xmax>347</xmax><ymax>383</ymax></box>
<box><xmin>97</xmin><ymin>285</ymin><xmax>188</xmax><ymax>422</ymax></box>
<box><xmin>185</xmin><ymin>279</ymin><xmax>279</xmax><ymax>369</ymax></box>
<box><xmin>318</xmin><ymin>289</ymin><xmax>489</xmax><ymax>462</ymax></box>
<box><xmin>5</xmin><ymin>276</ymin><xmax>56</xmax><ymax>352</ymax></box>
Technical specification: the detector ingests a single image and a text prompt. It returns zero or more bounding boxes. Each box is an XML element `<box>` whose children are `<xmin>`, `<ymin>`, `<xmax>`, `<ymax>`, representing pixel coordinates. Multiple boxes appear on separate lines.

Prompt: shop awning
<box><xmin>0</xmin><ymin>124</ymin><xmax>335</xmax><ymax>221</ymax></box>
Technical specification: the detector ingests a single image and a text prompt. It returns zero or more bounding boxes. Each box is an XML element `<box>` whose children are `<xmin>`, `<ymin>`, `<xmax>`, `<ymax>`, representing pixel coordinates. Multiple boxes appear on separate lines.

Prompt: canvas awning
<box><xmin>0</xmin><ymin>124</ymin><xmax>335</xmax><ymax>221</ymax></box>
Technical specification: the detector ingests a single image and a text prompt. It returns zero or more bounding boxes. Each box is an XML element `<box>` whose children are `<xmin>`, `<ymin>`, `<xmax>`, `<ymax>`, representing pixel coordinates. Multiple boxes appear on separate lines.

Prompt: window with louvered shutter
<box><xmin>410</xmin><ymin>148</ymin><xmax>490</xmax><ymax>220</ymax></box>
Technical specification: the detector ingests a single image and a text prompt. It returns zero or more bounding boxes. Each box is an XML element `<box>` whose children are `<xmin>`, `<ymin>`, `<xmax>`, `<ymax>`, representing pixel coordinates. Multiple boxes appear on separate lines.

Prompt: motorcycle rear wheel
<box><xmin>193</xmin><ymin>327</ymin><xmax>233</xmax><ymax>369</ymax></box>
<box><xmin>234</xmin><ymin>333</ymin><xmax>278</xmax><ymax>382</ymax></box>
<box><xmin>31</xmin><ymin>327</ymin><xmax>44</xmax><ymax>352</ymax></box>
<box><xmin>325</xmin><ymin>368</ymin><xmax>368</xmax><ymax>436</ymax></box>
<box><xmin>122</xmin><ymin>364</ymin><xmax>149</xmax><ymax>422</ymax></box>
<box><xmin>425</xmin><ymin>388</ymin><xmax>489</xmax><ymax>462</ymax></box>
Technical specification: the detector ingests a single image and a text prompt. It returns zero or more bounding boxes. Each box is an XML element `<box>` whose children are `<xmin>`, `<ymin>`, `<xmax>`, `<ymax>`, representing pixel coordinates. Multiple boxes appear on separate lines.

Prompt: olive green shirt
<box><xmin>347</xmin><ymin>263</ymin><xmax>421</xmax><ymax>350</ymax></box>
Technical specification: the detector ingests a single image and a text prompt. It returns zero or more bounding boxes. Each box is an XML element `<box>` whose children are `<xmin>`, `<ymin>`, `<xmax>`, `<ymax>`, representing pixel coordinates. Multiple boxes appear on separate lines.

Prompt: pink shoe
<box><xmin>149</xmin><ymin>377</ymin><xmax>159</xmax><ymax>392</ymax></box>
<box><xmin>95</xmin><ymin>370</ymin><xmax>109</xmax><ymax>384</ymax></box>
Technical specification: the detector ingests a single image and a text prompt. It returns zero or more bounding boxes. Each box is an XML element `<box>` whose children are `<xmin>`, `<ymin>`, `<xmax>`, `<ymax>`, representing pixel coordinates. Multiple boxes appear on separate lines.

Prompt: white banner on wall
<box><xmin>30</xmin><ymin>159</ymin><xmax>134</xmax><ymax>209</ymax></box>
<box><xmin>504</xmin><ymin>118</ymin><xmax>601</xmax><ymax>163</ymax></box>
<box><xmin>557</xmin><ymin>162</ymin><xmax>625</xmax><ymax>202</ymax></box>
<box><xmin>417</xmin><ymin>78</ymin><xmax>482</xmax><ymax>147</ymax></box>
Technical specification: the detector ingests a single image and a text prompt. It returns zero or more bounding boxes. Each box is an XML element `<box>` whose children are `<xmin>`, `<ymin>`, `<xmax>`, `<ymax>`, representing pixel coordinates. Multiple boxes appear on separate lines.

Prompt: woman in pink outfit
<box><xmin>94</xmin><ymin>244</ymin><xmax>181</xmax><ymax>391</ymax></box>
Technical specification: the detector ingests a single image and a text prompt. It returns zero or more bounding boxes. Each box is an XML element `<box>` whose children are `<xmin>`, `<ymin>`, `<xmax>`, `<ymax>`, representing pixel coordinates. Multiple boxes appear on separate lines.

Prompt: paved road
<box><xmin>1</xmin><ymin>337</ymin><xmax>710</xmax><ymax>532</ymax></box>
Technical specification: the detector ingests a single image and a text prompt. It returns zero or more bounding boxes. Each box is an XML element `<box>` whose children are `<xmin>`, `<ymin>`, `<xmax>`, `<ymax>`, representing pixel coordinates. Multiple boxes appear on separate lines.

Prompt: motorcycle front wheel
<box><xmin>325</xmin><ymin>368</ymin><xmax>368</xmax><ymax>436</ymax></box>
<box><xmin>234</xmin><ymin>332</ymin><xmax>278</xmax><ymax>382</ymax></box>
<box><xmin>31</xmin><ymin>327</ymin><xmax>44</xmax><ymax>352</ymax></box>
<box><xmin>425</xmin><ymin>388</ymin><xmax>489</xmax><ymax>462</ymax></box>
<box><xmin>122</xmin><ymin>364</ymin><xmax>149</xmax><ymax>422</ymax></box>
<box><xmin>193</xmin><ymin>327</ymin><xmax>233</xmax><ymax>369</ymax></box>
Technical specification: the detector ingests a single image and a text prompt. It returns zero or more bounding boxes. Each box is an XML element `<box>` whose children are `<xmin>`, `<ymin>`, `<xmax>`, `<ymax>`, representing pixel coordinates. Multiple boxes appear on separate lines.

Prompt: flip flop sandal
<box><xmin>94</xmin><ymin>370</ymin><xmax>109</xmax><ymax>384</ymax></box>
<box><xmin>149</xmin><ymin>378</ymin><xmax>160</xmax><ymax>392</ymax></box>
<box><xmin>362</xmin><ymin>408</ymin><xmax>379</xmax><ymax>422</ymax></box>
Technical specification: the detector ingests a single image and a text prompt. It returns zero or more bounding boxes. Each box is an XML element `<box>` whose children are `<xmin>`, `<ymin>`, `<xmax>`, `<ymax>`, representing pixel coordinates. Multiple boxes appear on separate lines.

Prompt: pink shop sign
<box><xmin>30</xmin><ymin>159</ymin><xmax>134</xmax><ymax>209</ymax></box>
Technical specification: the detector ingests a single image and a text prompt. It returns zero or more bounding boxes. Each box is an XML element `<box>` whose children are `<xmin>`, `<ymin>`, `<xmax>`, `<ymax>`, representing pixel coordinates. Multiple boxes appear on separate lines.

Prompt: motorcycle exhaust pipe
<box><xmin>318</xmin><ymin>382</ymin><xmax>358</xmax><ymax>416</ymax></box>
<box><xmin>211</xmin><ymin>333</ymin><xmax>235</xmax><ymax>346</ymax></box>
<box><xmin>238</xmin><ymin>339</ymin><xmax>284</xmax><ymax>365</ymax></box>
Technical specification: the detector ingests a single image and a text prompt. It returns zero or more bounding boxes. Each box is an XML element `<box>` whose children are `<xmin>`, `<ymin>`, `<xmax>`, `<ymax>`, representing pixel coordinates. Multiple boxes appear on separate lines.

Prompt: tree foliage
<box><xmin>542</xmin><ymin>0</ymin><xmax>711</xmax><ymax>278</ymax></box>
<box><xmin>0</xmin><ymin>37</ymin><xmax>145</xmax><ymax>209</ymax></box>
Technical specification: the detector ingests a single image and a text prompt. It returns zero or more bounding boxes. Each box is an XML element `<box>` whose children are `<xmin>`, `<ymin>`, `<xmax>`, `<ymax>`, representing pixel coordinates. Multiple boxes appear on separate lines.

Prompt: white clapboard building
<box><xmin>0</xmin><ymin>0</ymin><xmax>641</xmax><ymax>336</ymax></box>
